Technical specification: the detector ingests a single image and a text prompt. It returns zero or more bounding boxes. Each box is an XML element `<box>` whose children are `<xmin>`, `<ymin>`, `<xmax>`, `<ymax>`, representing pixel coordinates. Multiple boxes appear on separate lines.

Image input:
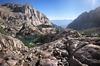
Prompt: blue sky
<box><xmin>0</xmin><ymin>0</ymin><xmax>100</xmax><ymax>20</ymax></box>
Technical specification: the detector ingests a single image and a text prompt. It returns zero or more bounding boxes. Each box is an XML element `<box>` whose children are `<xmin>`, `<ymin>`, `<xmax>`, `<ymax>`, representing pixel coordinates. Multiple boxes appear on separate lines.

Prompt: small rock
<box><xmin>7</xmin><ymin>60</ymin><xmax>17</xmax><ymax>66</ymax></box>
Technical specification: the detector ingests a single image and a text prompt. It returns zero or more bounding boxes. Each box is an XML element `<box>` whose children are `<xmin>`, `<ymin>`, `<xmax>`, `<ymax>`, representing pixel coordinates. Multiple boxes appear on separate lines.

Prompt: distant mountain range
<box><xmin>51</xmin><ymin>20</ymin><xmax>72</xmax><ymax>28</ymax></box>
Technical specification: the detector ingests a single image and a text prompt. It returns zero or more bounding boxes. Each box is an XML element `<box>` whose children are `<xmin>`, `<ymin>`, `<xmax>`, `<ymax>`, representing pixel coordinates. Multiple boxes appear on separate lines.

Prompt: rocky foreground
<box><xmin>0</xmin><ymin>29</ymin><xmax>100</xmax><ymax>66</ymax></box>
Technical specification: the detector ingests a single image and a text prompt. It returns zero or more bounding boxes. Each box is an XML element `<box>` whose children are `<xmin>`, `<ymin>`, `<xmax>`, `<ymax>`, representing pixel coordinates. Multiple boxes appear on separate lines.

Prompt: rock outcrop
<box><xmin>0</xmin><ymin>3</ymin><xmax>56</xmax><ymax>37</ymax></box>
<box><xmin>0</xmin><ymin>29</ymin><xmax>100</xmax><ymax>66</ymax></box>
<box><xmin>0</xmin><ymin>3</ymin><xmax>57</xmax><ymax>47</ymax></box>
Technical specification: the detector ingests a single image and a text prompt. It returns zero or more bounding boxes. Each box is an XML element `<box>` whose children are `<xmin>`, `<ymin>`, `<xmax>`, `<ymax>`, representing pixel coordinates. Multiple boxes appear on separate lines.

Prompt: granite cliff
<box><xmin>0</xmin><ymin>3</ymin><xmax>56</xmax><ymax>36</ymax></box>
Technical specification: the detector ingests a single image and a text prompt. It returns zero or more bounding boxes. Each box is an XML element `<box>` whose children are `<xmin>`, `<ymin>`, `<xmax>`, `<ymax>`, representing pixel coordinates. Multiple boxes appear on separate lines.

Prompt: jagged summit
<box><xmin>1</xmin><ymin>3</ymin><xmax>51</xmax><ymax>25</ymax></box>
<box><xmin>0</xmin><ymin>3</ymin><xmax>56</xmax><ymax>37</ymax></box>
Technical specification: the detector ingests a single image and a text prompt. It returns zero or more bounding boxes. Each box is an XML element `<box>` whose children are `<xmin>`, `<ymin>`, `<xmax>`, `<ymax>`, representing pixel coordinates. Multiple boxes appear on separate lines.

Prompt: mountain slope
<box><xmin>67</xmin><ymin>7</ymin><xmax>100</xmax><ymax>31</ymax></box>
<box><xmin>0</xmin><ymin>3</ymin><xmax>57</xmax><ymax>46</ymax></box>
<box><xmin>0</xmin><ymin>3</ymin><xmax>56</xmax><ymax>36</ymax></box>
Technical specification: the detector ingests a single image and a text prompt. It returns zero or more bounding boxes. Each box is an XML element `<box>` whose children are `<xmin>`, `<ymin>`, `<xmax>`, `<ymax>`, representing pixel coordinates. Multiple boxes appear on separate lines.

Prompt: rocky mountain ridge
<box><xmin>0</xmin><ymin>3</ymin><xmax>57</xmax><ymax>47</ymax></box>
<box><xmin>0</xmin><ymin>3</ymin><xmax>56</xmax><ymax>37</ymax></box>
<box><xmin>67</xmin><ymin>7</ymin><xmax>100</xmax><ymax>31</ymax></box>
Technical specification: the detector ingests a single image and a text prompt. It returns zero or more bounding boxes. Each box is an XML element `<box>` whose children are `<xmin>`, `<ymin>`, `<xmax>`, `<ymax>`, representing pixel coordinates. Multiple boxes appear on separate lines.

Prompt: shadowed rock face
<box><xmin>67</xmin><ymin>7</ymin><xmax>100</xmax><ymax>31</ymax></box>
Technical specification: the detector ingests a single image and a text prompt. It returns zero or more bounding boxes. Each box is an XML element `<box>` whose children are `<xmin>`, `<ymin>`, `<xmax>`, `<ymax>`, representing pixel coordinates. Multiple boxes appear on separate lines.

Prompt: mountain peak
<box><xmin>67</xmin><ymin>6</ymin><xmax>100</xmax><ymax>30</ymax></box>
<box><xmin>0</xmin><ymin>3</ymin><xmax>56</xmax><ymax>37</ymax></box>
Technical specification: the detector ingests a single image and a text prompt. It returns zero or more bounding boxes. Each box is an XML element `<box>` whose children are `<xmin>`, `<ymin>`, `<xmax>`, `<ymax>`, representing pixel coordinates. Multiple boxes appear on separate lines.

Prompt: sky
<box><xmin>0</xmin><ymin>0</ymin><xmax>100</xmax><ymax>20</ymax></box>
